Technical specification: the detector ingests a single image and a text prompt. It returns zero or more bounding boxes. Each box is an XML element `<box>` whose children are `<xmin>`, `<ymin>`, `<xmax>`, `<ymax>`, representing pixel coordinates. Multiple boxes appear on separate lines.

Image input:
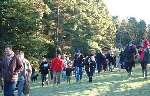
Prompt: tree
<box><xmin>42</xmin><ymin>0</ymin><xmax>116</xmax><ymax>54</ymax></box>
<box><xmin>0</xmin><ymin>0</ymin><xmax>53</xmax><ymax>64</ymax></box>
<box><xmin>114</xmin><ymin>17</ymin><xmax>147</xmax><ymax>48</ymax></box>
<box><xmin>0</xmin><ymin>0</ymin><xmax>116</xmax><ymax>67</ymax></box>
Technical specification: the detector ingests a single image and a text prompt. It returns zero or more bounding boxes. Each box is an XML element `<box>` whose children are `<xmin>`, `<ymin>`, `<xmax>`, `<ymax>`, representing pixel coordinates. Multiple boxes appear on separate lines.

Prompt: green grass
<box><xmin>30</xmin><ymin>65</ymin><xmax>150</xmax><ymax>96</ymax></box>
<box><xmin>1</xmin><ymin>65</ymin><xmax>150</xmax><ymax>96</ymax></box>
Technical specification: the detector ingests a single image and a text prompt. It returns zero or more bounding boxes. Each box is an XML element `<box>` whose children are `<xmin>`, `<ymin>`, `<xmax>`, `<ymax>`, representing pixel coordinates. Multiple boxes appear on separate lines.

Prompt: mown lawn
<box><xmin>1</xmin><ymin>65</ymin><xmax>150</xmax><ymax>96</ymax></box>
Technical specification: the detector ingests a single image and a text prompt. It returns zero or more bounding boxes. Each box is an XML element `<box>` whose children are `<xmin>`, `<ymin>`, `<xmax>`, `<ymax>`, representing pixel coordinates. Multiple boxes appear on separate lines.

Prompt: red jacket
<box><xmin>51</xmin><ymin>57</ymin><xmax>64</xmax><ymax>72</ymax></box>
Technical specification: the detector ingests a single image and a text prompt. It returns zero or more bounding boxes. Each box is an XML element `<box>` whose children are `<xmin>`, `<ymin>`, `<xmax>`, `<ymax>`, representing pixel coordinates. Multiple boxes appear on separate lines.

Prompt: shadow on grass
<box><xmin>105</xmin><ymin>82</ymin><xmax>150</xmax><ymax>96</ymax></box>
<box><xmin>30</xmin><ymin>65</ymin><xmax>150</xmax><ymax>96</ymax></box>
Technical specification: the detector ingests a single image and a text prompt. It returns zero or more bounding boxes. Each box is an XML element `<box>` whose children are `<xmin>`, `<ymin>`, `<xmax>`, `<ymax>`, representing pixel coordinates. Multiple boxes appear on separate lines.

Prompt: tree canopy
<box><xmin>0</xmin><ymin>0</ymin><xmax>116</xmax><ymax>62</ymax></box>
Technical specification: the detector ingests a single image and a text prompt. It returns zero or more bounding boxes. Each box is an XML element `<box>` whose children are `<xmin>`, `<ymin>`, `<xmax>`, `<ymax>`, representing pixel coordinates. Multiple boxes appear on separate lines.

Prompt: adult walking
<box><xmin>106</xmin><ymin>52</ymin><xmax>114</xmax><ymax>72</ymax></box>
<box><xmin>0</xmin><ymin>45</ymin><xmax>23</xmax><ymax>96</ymax></box>
<box><xmin>73</xmin><ymin>51</ymin><xmax>84</xmax><ymax>82</ymax></box>
<box><xmin>85</xmin><ymin>51</ymin><xmax>96</xmax><ymax>82</ymax></box>
<box><xmin>95</xmin><ymin>51</ymin><xmax>103</xmax><ymax>73</ymax></box>
<box><xmin>124</xmin><ymin>42</ymin><xmax>137</xmax><ymax>77</ymax></box>
<box><xmin>39</xmin><ymin>58</ymin><xmax>49</xmax><ymax>87</ymax></box>
<box><xmin>17</xmin><ymin>51</ymin><xmax>32</xmax><ymax>96</ymax></box>
<box><xmin>139</xmin><ymin>39</ymin><xmax>150</xmax><ymax>79</ymax></box>
<box><xmin>51</xmin><ymin>54</ymin><xmax>64</xmax><ymax>85</ymax></box>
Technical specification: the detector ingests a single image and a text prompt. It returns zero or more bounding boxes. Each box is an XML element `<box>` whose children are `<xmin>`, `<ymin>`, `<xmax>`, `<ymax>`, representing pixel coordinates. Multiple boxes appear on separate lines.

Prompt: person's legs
<box><xmin>68</xmin><ymin>76</ymin><xmax>71</xmax><ymax>84</ymax></box>
<box><xmin>43</xmin><ymin>74</ymin><xmax>48</xmax><ymax>86</ymax></box>
<box><xmin>11</xmin><ymin>81</ymin><xmax>16</xmax><ymax>96</ymax></box>
<box><xmin>45</xmin><ymin>74</ymin><xmax>49</xmax><ymax>85</ymax></box>
<box><xmin>75</xmin><ymin>67</ymin><xmax>80</xmax><ymax>82</ymax></box>
<box><xmin>0</xmin><ymin>77</ymin><xmax>3</xmax><ymax>91</ymax></box>
<box><xmin>97</xmin><ymin>63</ymin><xmax>102</xmax><ymax>73</ymax></box>
<box><xmin>23</xmin><ymin>81</ymin><xmax>30</xmax><ymax>96</ymax></box>
<box><xmin>89</xmin><ymin>69</ymin><xmax>92</xmax><ymax>82</ymax></box>
<box><xmin>109</xmin><ymin>62</ymin><xmax>113</xmax><ymax>72</ymax></box>
<box><xmin>44</xmin><ymin>74</ymin><xmax>47</xmax><ymax>82</ymax></box>
<box><xmin>66</xmin><ymin>76</ymin><xmax>69</xmax><ymax>83</ymax></box>
<box><xmin>86</xmin><ymin>68</ymin><xmax>90</xmax><ymax>82</ymax></box>
<box><xmin>50</xmin><ymin>70</ymin><xmax>53</xmax><ymax>80</ymax></box>
<box><xmin>103</xmin><ymin>63</ymin><xmax>107</xmax><ymax>72</ymax></box>
<box><xmin>143</xmin><ymin>62</ymin><xmax>147</xmax><ymax>78</ymax></box>
<box><xmin>97</xmin><ymin>63</ymin><xmax>100</xmax><ymax>73</ymax></box>
<box><xmin>4</xmin><ymin>81</ymin><xmax>17</xmax><ymax>96</ymax></box>
<box><xmin>108</xmin><ymin>62</ymin><xmax>111</xmax><ymax>71</ymax></box>
<box><xmin>18</xmin><ymin>80</ymin><xmax>25</xmax><ymax>96</ymax></box>
<box><xmin>90</xmin><ymin>66</ymin><xmax>95</xmax><ymax>82</ymax></box>
<box><xmin>41</xmin><ymin>74</ymin><xmax>45</xmax><ymax>87</ymax></box>
<box><xmin>85</xmin><ymin>69</ymin><xmax>90</xmax><ymax>77</ymax></box>
<box><xmin>125</xmin><ymin>62</ymin><xmax>130</xmax><ymax>73</ymax></box>
<box><xmin>53</xmin><ymin>72</ymin><xmax>57</xmax><ymax>84</ymax></box>
<box><xmin>56</xmin><ymin>72</ymin><xmax>61</xmax><ymax>85</ymax></box>
<box><xmin>4</xmin><ymin>81</ymin><xmax>9</xmax><ymax>96</ymax></box>
<box><xmin>89</xmin><ymin>69</ymin><xmax>93</xmax><ymax>82</ymax></box>
<box><xmin>141</xmin><ymin>61</ymin><xmax>145</xmax><ymax>77</ymax></box>
<box><xmin>79</xmin><ymin>67</ymin><xmax>83</xmax><ymax>80</ymax></box>
<box><xmin>128</xmin><ymin>62</ymin><xmax>134</xmax><ymax>77</ymax></box>
<box><xmin>62</xmin><ymin>71</ymin><xmax>66</xmax><ymax>81</ymax></box>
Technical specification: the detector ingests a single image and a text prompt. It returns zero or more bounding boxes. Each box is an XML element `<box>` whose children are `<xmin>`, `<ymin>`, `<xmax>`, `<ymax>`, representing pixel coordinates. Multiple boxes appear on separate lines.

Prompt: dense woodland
<box><xmin>0</xmin><ymin>0</ymin><xmax>150</xmax><ymax>66</ymax></box>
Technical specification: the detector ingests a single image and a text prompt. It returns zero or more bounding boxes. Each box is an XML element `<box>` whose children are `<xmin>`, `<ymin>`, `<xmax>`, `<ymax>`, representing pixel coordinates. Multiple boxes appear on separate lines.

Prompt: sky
<box><xmin>104</xmin><ymin>0</ymin><xmax>150</xmax><ymax>24</ymax></box>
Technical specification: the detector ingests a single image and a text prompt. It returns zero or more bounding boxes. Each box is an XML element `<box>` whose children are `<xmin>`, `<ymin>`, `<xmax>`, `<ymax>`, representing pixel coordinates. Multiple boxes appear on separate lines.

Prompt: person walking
<box><xmin>124</xmin><ymin>42</ymin><xmax>137</xmax><ymax>77</ymax></box>
<box><xmin>17</xmin><ymin>51</ymin><xmax>32</xmax><ymax>96</ymax></box>
<box><xmin>65</xmin><ymin>60</ymin><xmax>73</xmax><ymax>84</ymax></box>
<box><xmin>85</xmin><ymin>53</ymin><xmax>96</xmax><ymax>83</ymax></box>
<box><xmin>51</xmin><ymin>54</ymin><xmax>64</xmax><ymax>85</ymax></box>
<box><xmin>73</xmin><ymin>52</ymin><xmax>84</xmax><ymax>82</ymax></box>
<box><xmin>106</xmin><ymin>52</ymin><xmax>114</xmax><ymax>72</ymax></box>
<box><xmin>61</xmin><ymin>55</ymin><xmax>67</xmax><ymax>81</ymax></box>
<box><xmin>95</xmin><ymin>51</ymin><xmax>103</xmax><ymax>73</ymax></box>
<box><xmin>139</xmin><ymin>39</ymin><xmax>150</xmax><ymax>79</ymax></box>
<box><xmin>0</xmin><ymin>45</ymin><xmax>23</xmax><ymax>96</ymax></box>
<box><xmin>48</xmin><ymin>59</ymin><xmax>53</xmax><ymax>82</ymax></box>
<box><xmin>39</xmin><ymin>58</ymin><xmax>49</xmax><ymax>87</ymax></box>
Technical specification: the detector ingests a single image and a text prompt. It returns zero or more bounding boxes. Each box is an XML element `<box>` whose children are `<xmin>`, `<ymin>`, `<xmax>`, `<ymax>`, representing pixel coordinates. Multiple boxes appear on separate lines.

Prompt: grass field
<box><xmin>1</xmin><ymin>65</ymin><xmax>150</xmax><ymax>96</ymax></box>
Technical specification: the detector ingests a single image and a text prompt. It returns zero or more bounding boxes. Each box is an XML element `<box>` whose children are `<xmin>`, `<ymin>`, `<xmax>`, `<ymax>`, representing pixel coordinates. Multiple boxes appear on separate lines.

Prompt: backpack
<box><xmin>40</xmin><ymin>62</ymin><xmax>49</xmax><ymax>74</ymax></box>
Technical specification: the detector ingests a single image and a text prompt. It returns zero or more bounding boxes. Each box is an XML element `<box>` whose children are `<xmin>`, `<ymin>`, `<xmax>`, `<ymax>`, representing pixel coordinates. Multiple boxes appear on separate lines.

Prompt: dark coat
<box><xmin>0</xmin><ymin>55</ymin><xmax>23</xmax><ymax>82</ymax></box>
<box><xmin>95</xmin><ymin>53</ymin><xmax>104</xmax><ymax>69</ymax></box>
<box><xmin>143</xmin><ymin>48</ymin><xmax>150</xmax><ymax>64</ymax></box>
<box><xmin>39</xmin><ymin>61</ymin><xmax>49</xmax><ymax>75</ymax></box>
<box><xmin>73</xmin><ymin>54</ymin><xmax>84</xmax><ymax>67</ymax></box>
<box><xmin>124</xmin><ymin>45</ymin><xmax>137</xmax><ymax>68</ymax></box>
<box><xmin>85</xmin><ymin>55</ymin><xmax>96</xmax><ymax>77</ymax></box>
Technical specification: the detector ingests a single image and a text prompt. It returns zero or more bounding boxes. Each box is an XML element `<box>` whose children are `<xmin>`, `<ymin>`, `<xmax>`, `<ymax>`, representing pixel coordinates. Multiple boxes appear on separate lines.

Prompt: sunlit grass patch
<box><xmin>28</xmin><ymin>65</ymin><xmax>150</xmax><ymax>96</ymax></box>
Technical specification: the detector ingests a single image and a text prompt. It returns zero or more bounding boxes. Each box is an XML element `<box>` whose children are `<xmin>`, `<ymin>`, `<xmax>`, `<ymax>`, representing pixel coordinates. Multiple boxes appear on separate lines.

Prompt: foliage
<box><xmin>0</xmin><ymin>0</ymin><xmax>116</xmax><ymax>67</ymax></box>
<box><xmin>114</xmin><ymin>17</ymin><xmax>147</xmax><ymax>47</ymax></box>
<box><xmin>42</xmin><ymin>0</ymin><xmax>116</xmax><ymax>53</ymax></box>
<box><xmin>0</xmin><ymin>0</ymin><xmax>52</xmax><ymax>67</ymax></box>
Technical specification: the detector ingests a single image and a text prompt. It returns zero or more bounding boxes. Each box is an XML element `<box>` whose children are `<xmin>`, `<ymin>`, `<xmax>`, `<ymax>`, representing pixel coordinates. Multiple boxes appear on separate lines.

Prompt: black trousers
<box><xmin>125</xmin><ymin>61</ymin><xmax>135</xmax><ymax>76</ymax></box>
<box><xmin>97</xmin><ymin>63</ymin><xmax>102</xmax><ymax>73</ymax></box>
<box><xmin>50</xmin><ymin>70</ymin><xmax>53</xmax><ymax>80</ymax></box>
<box><xmin>108</xmin><ymin>62</ymin><xmax>113</xmax><ymax>72</ymax></box>
<box><xmin>86</xmin><ymin>67</ymin><xmax>94</xmax><ymax>82</ymax></box>
<box><xmin>41</xmin><ymin>74</ymin><xmax>48</xmax><ymax>87</ymax></box>
<box><xmin>141</xmin><ymin>61</ymin><xmax>148</xmax><ymax>78</ymax></box>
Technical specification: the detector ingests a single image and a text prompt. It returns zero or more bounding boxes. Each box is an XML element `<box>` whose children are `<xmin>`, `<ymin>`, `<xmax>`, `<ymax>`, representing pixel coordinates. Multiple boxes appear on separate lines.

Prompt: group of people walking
<box><xmin>39</xmin><ymin>49</ymin><xmax>117</xmax><ymax>85</ymax></box>
<box><xmin>0</xmin><ymin>38</ymin><xmax>150</xmax><ymax>96</ymax></box>
<box><xmin>0</xmin><ymin>45</ymin><xmax>32</xmax><ymax>96</ymax></box>
<box><xmin>119</xmin><ymin>39</ymin><xmax>150</xmax><ymax>79</ymax></box>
